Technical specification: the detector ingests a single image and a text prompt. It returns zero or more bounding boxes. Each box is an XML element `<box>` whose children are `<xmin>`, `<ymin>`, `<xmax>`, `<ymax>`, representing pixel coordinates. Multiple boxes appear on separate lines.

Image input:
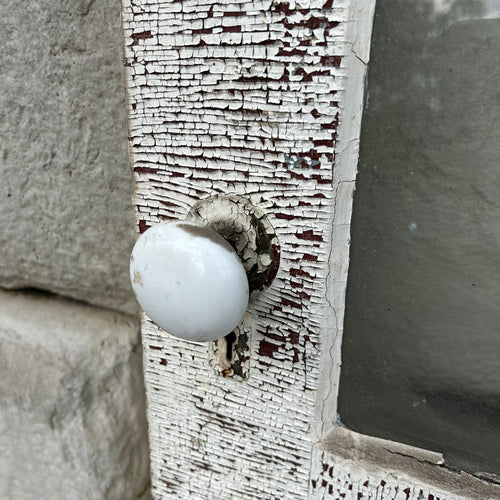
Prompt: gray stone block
<box><xmin>0</xmin><ymin>289</ymin><xmax>150</xmax><ymax>500</ymax></box>
<box><xmin>0</xmin><ymin>0</ymin><xmax>137</xmax><ymax>314</ymax></box>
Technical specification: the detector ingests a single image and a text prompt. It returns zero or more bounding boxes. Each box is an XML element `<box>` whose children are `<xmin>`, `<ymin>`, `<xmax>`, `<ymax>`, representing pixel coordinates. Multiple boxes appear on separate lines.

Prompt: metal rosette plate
<box><xmin>186</xmin><ymin>194</ymin><xmax>280</xmax><ymax>294</ymax></box>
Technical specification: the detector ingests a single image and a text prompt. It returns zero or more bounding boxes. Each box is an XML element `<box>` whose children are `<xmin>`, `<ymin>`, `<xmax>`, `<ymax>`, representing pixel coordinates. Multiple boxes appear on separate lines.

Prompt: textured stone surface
<box><xmin>0</xmin><ymin>289</ymin><xmax>150</xmax><ymax>500</ymax></box>
<box><xmin>0</xmin><ymin>0</ymin><xmax>137</xmax><ymax>314</ymax></box>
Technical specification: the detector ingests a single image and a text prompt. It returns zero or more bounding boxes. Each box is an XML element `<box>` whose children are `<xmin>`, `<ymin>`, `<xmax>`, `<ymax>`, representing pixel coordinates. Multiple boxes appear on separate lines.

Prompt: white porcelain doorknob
<box><xmin>130</xmin><ymin>221</ymin><xmax>249</xmax><ymax>343</ymax></box>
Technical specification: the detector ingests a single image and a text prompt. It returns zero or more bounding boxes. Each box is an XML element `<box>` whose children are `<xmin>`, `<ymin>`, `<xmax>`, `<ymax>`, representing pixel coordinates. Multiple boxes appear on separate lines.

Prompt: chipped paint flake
<box><xmin>132</xmin><ymin>270</ymin><xmax>143</xmax><ymax>286</ymax></box>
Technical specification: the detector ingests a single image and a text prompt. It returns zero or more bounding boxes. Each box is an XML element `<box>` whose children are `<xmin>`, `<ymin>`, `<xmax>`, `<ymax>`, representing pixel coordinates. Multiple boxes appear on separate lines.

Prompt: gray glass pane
<box><xmin>338</xmin><ymin>0</ymin><xmax>500</xmax><ymax>478</ymax></box>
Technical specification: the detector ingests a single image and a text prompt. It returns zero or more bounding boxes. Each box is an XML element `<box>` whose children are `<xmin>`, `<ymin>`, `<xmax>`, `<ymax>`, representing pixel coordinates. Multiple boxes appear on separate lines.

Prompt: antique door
<box><xmin>121</xmin><ymin>0</ymin><xmax>499</xmax><ymax>498</ymax></box>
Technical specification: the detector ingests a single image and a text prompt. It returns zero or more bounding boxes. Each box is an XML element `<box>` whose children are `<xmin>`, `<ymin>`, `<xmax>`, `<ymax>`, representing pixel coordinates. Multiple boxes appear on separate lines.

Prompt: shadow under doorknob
<box><xmin>129</xmin><ymin>194</ymin><xmax>280</xmax><ymax>343</ymax></box>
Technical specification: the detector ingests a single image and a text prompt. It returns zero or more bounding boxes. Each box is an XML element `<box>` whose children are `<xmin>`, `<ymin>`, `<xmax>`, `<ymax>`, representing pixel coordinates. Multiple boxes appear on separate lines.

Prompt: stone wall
<box><xmin>0</xmin><ymin>0</ymin><xmax>138</xmax><ymax>315</ymax></box>
<box><xmin>0</xmin><ymin>290</ymin><xmax>150</xmax><ymax>500</ymax></box>
<box><xmin>0</xmin><ymin>0</ymin><xmax>150</xmax><ymax>498</ymax></box>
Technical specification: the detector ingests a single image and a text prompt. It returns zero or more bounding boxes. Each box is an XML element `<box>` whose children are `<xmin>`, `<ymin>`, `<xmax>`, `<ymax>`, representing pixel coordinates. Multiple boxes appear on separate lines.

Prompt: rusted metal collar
<box><xmin>186</xmin><ymin>194</ymin><xmax>280</xmax><ymax>293</ymax></box>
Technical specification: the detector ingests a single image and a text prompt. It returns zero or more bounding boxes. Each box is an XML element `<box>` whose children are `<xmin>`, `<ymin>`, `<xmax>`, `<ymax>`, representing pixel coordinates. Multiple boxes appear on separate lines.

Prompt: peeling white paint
<box><xmin>120</xmin><ymin>0</ymin><xmax>497</xmax><ymax>498</ymax></box>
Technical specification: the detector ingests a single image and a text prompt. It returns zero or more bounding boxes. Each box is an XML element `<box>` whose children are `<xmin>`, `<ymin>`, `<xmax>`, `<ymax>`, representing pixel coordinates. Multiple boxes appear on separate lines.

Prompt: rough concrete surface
<box><xmin>0</xmin><ymin>0</ymin><xmax>138</xmax><ymax>315</ymax></box>
<box><xmin>0</xmin><ymin>289</ymin><xmax>150</xmax><ymax>500</ymax></box>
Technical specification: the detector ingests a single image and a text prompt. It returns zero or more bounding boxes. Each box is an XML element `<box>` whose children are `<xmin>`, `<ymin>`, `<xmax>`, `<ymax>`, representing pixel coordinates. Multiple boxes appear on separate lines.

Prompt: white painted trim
<box><xmin>314</xmin><ymin>426</ymin><xmax>499</xmax><ymax>500</ymax></box>
<box><xmin>314</xmin><ymin>0</ymin><xmax>376</xmax><ymax>440</ymax></box>
<box><xmin>118</xmin><ymin>0</ymin><xmax>500</xmax><ymax>498</ymax></box>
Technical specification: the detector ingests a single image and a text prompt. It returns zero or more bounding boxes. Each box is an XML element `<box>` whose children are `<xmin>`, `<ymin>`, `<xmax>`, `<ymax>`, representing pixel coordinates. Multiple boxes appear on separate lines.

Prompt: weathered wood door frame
<box><xmin>121</xmin><ymin>0</ymin><xmax>499</xmax><ymax>498</ymax></box>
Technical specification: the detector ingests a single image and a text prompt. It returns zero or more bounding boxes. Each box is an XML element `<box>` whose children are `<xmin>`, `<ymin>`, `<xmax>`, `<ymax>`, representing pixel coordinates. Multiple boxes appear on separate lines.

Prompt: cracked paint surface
<box><xmin>120</xmin><ymin>0</ymin><xmax>385</xmax><ymax>498</ymax></box>
<box><xmin>309</xmin><ymin>452</ymin><xmax>464</xmax><ymax>500</ymax></box>
<box><xmin>122</xmin><ymin>0</ymin><xmax>498</xmax><ymax>496</ymax></box>
<box><xmin>308</xmin><ymin>426</ymin><xmax>500</xmax><ymax>500</ymax></box>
